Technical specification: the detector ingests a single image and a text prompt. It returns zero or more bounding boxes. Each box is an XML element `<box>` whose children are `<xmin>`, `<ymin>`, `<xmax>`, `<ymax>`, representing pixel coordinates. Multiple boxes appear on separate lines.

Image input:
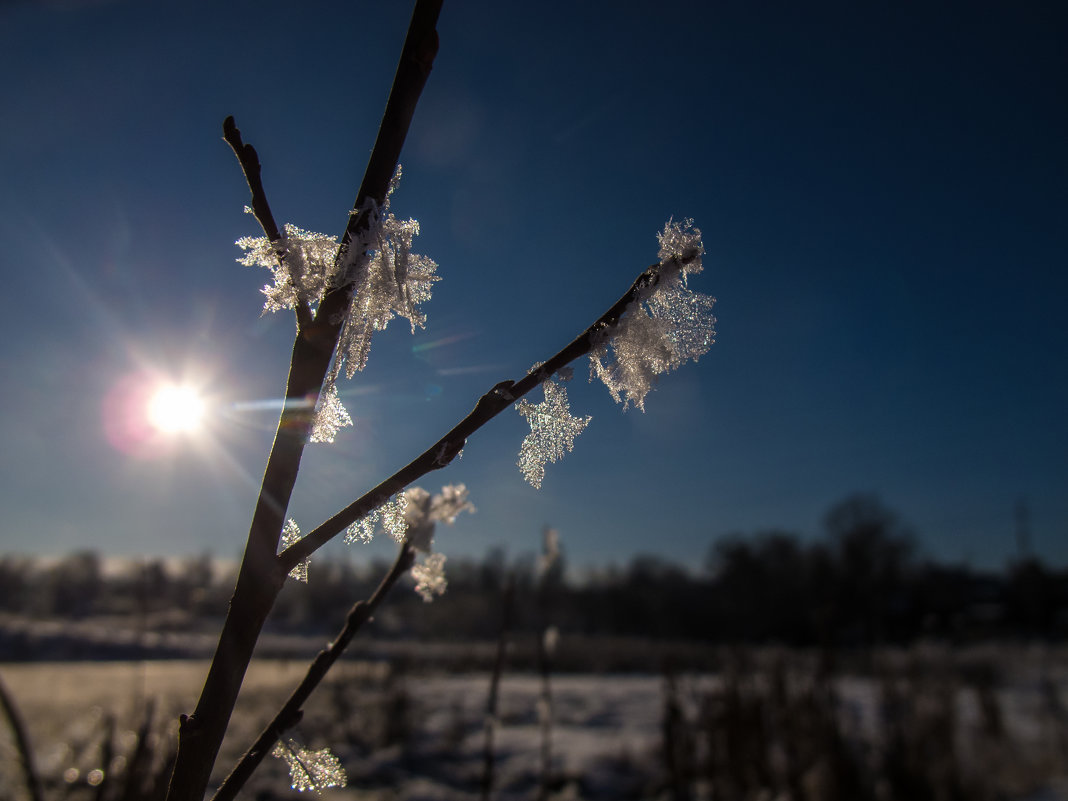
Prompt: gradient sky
<box><xmin>1</xmin><ymin>0</ymin><xmax>1065</xmax><ymax>574</ymax></box>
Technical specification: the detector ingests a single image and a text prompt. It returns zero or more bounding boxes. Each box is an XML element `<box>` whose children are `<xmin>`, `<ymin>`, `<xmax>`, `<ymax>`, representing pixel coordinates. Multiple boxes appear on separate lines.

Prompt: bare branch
<box><xmin>165</xmin><ymin>5</ymin><xmax>442</xmax><ymax>800</ymax></box>
<box><xmin>222</xmin><ymin>116</ymin><xmax>315</xmax><ymax>332</ymax></box>
<box><xmin>279</xmin><ymin>252</ymin><xmax>698</xmax><ymax>571</ymax></box>
<box><xmin>210</xmin><ymin>541</ymin><xmax>416</xmax><ymax>801</ymax></box>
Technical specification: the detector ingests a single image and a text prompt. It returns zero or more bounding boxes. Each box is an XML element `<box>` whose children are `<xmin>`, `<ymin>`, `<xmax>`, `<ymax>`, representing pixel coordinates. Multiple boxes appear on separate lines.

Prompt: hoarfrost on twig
<box><xmin>344</xmin><ymin>508</ymin><xmax>378</xmax><ymax>544</ymax></box>
<box><xmin>309</xmin><ymin>381</ymin><xmax>353</xmax><ymax>444</ymax></box>
<box><xmin>332</xmin><ymin>165</ymin><xmax>439</xmax><ymax>379</ymax></box>
<box><xmin>402</xmin><ymin>487</ymin><xmax>434</xmax><ymax>552</ymax></box>
<box><xmin>411</xmin><ymin>552</ymin><xmax>447</xmax><ymax>602</ymax></box>
<box><xmin>402</xmin><ymin>483</ymin><xmax>476</xmax><ymax>553</ymax></box>
<box><xmin>346</xmin><ymin>485</ymin><xmax>472</xmax><ymax>549</ymax></box>
<box><xmin>236</xmin><ymin>165</ymin><xmax>437</xmax><ymax>443</ymax></box>
<box><xmin>271</xmin><ymin>739</ymin><xmax>347</xmax><ymax>793</ymax></box>
<box><xmin>430</xmin><ymin>483</ymin><xmax>475</xmax><ymax>524</ymax></box>
<box><xmin>236</xmin><ymin>222</ymin><xmax>338</xmax><ymax>313</ymax></box>
<box><xmin>588</xmin><ymin>218</ymin><xmax>716</xmax><ymax>411</ymax></box>
<box><xmin>516</xmin><ymin>378</ymin><xmax>591</xmax><ymax>488</ymax></box>
<box><xmin>380</xmin><ymin>495</ymin><xmax>410</xmax><ymax>541</ymax></box>
<box><xmin>279</xmin><ymin>519</ymin><xmax>309</xmax><ymax>582</ymax></box>
<box><xmin>343</xmin><ymin>494</ymin><xmax>410</xmax><ymax>544</ymax></box>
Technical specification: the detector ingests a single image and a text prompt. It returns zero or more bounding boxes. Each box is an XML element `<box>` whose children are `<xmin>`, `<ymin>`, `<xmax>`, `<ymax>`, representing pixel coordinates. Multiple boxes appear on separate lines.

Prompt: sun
<box><xmin>147</xmin><ymin>384</ymin><xmax>206</xmax><ymax>434</ymax></box>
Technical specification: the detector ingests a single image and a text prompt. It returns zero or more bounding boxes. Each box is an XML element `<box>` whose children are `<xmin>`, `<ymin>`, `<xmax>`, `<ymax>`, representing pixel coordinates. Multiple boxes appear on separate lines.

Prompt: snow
<box><xmin>2</xmin><ymin>652</ymin><xmax>1067</xmax><ymax>800</ymax></box>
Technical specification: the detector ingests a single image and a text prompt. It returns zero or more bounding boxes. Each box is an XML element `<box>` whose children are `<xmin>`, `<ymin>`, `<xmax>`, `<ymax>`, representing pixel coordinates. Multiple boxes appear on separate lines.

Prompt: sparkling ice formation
<box><xmin>516</xmin><ymin>377</ymin><xmax>592</xmax><ymax>488</ymax></box>
<box><xmin>279</xmin><ymin>518</ymin><xmax>309</xmax><ymax>583</ymax></box>
<box><xmin>588</xmin><ymin>219</ymin><xmax>716</xmax><ymax>411</ymax></box>
<box><xmin>271</xmin><ymin>740</ymin><xmax>347</xmax><ymax>792</ymax></box>
<box><xmin>236</xmin><ymin>166</ymin><xmax>437</xmax><ymax>443</ymax></box>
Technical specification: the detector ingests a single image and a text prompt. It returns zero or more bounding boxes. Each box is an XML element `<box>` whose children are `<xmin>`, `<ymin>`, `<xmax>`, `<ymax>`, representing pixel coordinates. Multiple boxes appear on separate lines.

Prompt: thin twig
<box><xmin>210</xmin><ymin>541</ymin><xmax>416</xmax><ymax>801</ymax></box>
<box><xmin>279</xmin><ymin>251</ymin><xmax>699</xmax><ymax>572</ymax></box>
<box><xmin>0</xmin><ymin>671</ymin><xmax>45</xmax><ymax>801</ymax></box>
<box><xmin>223</xmin><ymin>116</ymin><xmax>314</xmax><ymax>331</ymax></box>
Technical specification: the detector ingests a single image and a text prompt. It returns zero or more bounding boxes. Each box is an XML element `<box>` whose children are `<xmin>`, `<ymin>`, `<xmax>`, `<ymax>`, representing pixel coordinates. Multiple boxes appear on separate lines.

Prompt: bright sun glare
<box><xmin>147</xmin><ymin>384</ymin><xmax>206</xmax><ymax>434</ymax></box>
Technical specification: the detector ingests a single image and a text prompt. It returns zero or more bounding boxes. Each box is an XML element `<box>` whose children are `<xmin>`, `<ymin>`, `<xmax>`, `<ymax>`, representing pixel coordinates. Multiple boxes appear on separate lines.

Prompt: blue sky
<box><xmin>1</xmin><ymin>0</ymin><xmax>1065</xmax><ymax>573</ymax></box>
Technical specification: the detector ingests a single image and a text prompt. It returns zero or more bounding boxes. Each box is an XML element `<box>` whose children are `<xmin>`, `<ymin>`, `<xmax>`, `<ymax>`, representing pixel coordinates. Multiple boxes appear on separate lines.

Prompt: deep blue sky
<box><xmin>1</xmin><ymin>0</ymin><xmax>1065</xmax><ymax>573</ymax></box>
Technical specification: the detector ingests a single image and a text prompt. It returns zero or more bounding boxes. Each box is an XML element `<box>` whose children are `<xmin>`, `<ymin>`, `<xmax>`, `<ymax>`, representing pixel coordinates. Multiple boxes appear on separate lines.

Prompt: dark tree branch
<box><xmin>310</xmin><ymin>0</ymin><xmax>442</xmax><ymax>337</ymax></box>
<box><xmin>278</xmin><ymin>251</ymin><xmax>699</xmax><ymax>572</ymax></box>
<box><xmin>222</xmin><ymin>115</ymin><xmax>314</xmax><ymax>332</ymax></box>
<box><xmin>165</xmin><ymin>4</ymin><xmax>442</xmax><ymax>800</ymax></box>
<box><xmin>210</xmin><ymin>541</ymin><xmax>416</xmax><ymax>801</ymax></box>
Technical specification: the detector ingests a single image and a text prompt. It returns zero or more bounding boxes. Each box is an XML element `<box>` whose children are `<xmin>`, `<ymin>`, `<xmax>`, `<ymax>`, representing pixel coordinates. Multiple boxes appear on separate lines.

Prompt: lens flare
<box><xmin>147</xmin><ymin>385</ymin><xmax>205</xmax><ymax>433</ymax></box>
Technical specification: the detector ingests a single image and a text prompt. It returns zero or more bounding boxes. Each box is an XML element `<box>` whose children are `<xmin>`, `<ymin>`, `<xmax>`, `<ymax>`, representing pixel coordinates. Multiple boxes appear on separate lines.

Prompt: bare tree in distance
<box><xmin>163</xmin><ymin>2</ymin><xmax>716</xmax><ymax>798</ymax></box>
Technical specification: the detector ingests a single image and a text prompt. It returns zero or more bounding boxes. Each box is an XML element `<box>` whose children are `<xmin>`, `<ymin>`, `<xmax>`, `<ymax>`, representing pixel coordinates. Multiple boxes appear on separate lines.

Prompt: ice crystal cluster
<box><xmin>307</xmin><ymin>384</ymin><xmax>352</xmax><ymax>444</ymax></box>
<box><xmin>411</xmin><ymin>552</ymin><xmax>448</xmax><ymax>602</ymax></box>
<box><xmin>516</xmin><ymin>371</ymin><xmax>591</xmax><ymax>489</ymax></box>
<box><xmin>236</xmin><ymin>166</ymin><xmax>438</xmax><ymax>443</ymax></box>
<box><xmin>343</xmin><ymin>494</ymin><xmax>410</xmax><ymax>545</ymax></box>
<box><xmin>271</xmin><ymin>740</ymin><xmax>347</xmax><ymax>793</ymax></box>
<box><xmin>342</xmin><ymin>485</ymin><xmax>473</xmax><ymax>601</ymax></box>
<box><xmin>511</xmin><ymin>220</ymin><xmax>713</xmax><ymax>487</ymax></box>
<box><xmin>279</xmin><ymin>518</ymin><xmax>310</xmax><ymax>583</ymax></box>
<box><xmin>588</xmin><ymin>218</ymin><xmax>715</xmax><ymax>411</ymax></box>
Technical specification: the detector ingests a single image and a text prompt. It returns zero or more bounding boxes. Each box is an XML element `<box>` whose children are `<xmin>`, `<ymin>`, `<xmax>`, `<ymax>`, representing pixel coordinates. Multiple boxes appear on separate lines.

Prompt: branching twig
<box><xmin>222</xmin><ymin>116</ymin><xmax>314</xmax><ymax>331</ymax></box>
<box><xmin>278</xmin><ymin>251</ymin><xmax>698</xmax><ymax>572</ymax></box>
<box><xmin>164</xmin><ymin>4</ymin><xmax>441</xmax><ymax>800</ymax></box>
<box><xmin>0</xmin><ymin>671</ymin><xmax>45</xmax><ymax>801</ymax></box>
<box><xmin>210</xmin><ymin>541</ymin><xmax>415</xmax><ymax>801</ymax></box>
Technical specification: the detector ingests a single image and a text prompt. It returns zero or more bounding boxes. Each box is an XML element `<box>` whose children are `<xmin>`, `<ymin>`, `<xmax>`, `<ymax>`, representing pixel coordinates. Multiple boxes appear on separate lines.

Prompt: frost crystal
<box><xmin>411</xmin><ymin>552</ymin><xmax>447</xmax><ymax>602</ymax></box>
<box><xmin>279</xmin><ymin>519</ymin><xmax>309</xmax><ymax>583</ymax></box>
<box><xmin>516</xmin><ymin>379</ymin><xmax>592</xmax><ymax>488</ymax></box>
<box><xmin>271</xmin><ymin>740</ymin><xmax>347</xmax><ymax>793</ymax></box>
<box><xmin>332</xmin><ymin>166</ymin><xmax>439</xmax><ymax>379</ymax></box>
<box><xmin>402</xmin><ymin>487</ymin><xmax>434</xmax><ymax>552</ymax></box>
<box><xmin>380</xmin><ymin>495</ymin><xmax>409</xmax><ymax>541</ymax></box>
<box><xmin>343</xmin><ymin>495</ymin><xmax>409</xmax><ymax>544</ymax></box>
<box><xmin>401</xmin><ymin>484</ymin><xmax>476</xmax><ymax>553</ymax></box>
<box><xmin>237</xmin><ymin>223</ymin><xmax>339</xmax><ymax>313</ymax></box>
<box><xmin>344</xmin><ymin>485</ymin><xmax>470</xmax><ymax>548</ymax></box>
<box><xmin>344</xmin><ymin>507</ymin><xmax>378</xmax><ymax>544</ymax></box>
<box><xmin>236</xmin><ymin>166</ymin><xmax>437</xmax><ymax>444</ymax></box>
<box><xmin>589</xmin><ymin>219</ymin><xmax>715</xmax><ymax>411</ymax></box>
<box><xmin>309</xmin><ymin>382</ymin><xmax>353</xmax><ymax>444</ymax></box>
<box><xmin>430</xmin><ymin>483</ymin><xmax>476</xmax><ymax>525</ymax></box>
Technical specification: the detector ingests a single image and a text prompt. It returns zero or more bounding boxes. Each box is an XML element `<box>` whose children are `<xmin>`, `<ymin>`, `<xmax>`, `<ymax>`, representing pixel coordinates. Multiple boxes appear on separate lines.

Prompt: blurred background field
<box><xmin>4</xmin><ymin>495</ymin><xmax>1068</xmax><ymax>798</ymax></box>
<box><xmin>3</xmin><ymin>644</ymin><xmax>1068</xmax><ymax>800</ymax></box>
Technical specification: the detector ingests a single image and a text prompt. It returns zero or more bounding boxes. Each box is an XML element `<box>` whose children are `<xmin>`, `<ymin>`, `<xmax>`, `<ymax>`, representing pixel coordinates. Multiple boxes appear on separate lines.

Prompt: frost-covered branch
<box><xmin>168</xmin><ymin>2</ymin><xmax>715</xmax><ymax>798</ymax></box>
<box><xmin>278</xmin><ymin>242</ymin><xmax>706</xmax><ymax>572</ymax></box>
<box><xmin>211</xmin><ymin>541</ymin><xmax>415</xmax><ymax>801</ymax></box>
<box><xmin>222</xmin><ymin>116</ymin><xmax>314</xmax><ymax>332</ymax></box>
<box><xmin>164</xmin><ymin>4</ymin><xmax>442</xmax><ymax>800</ymax></box>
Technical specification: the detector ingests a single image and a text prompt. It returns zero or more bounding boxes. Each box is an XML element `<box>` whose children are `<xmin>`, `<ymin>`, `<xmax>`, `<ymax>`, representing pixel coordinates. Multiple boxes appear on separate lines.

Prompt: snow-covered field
<box><xmin>2</xmin><ymin>650</ymin><xmax>1068</xmax><ymax>800</ymax></box>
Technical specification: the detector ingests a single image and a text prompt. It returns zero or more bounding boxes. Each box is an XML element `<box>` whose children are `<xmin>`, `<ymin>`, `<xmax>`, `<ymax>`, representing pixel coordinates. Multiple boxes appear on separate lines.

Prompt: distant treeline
<box><xmin>2</xmin><ymin>494</ymin><xmax>1066</xmax><ymax>645</ymax></box>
